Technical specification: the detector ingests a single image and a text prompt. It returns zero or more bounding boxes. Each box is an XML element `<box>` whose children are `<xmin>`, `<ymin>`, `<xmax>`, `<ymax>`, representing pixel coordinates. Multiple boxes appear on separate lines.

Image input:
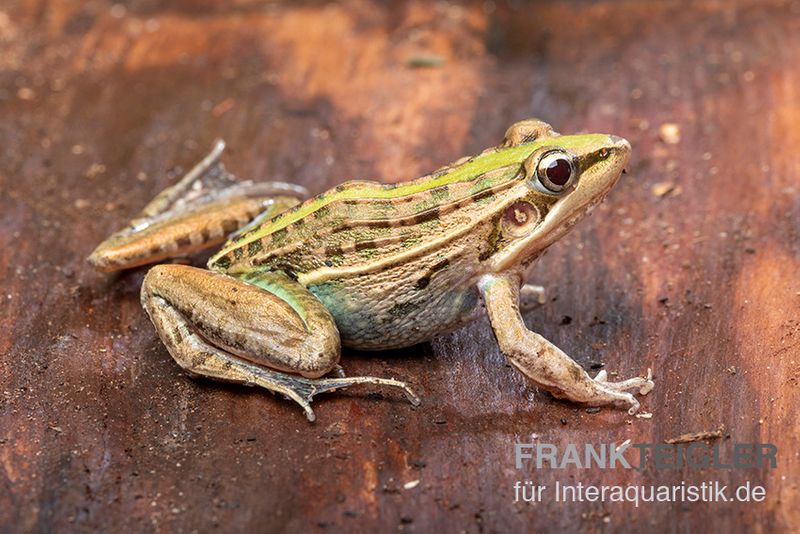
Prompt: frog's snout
<box><xmin>608</xmin><ymin>135</ymin><xmax>631</xmax><ymax>151</ymax></box>
<box><xmin>608</xmin><ymin>135</ymin><xmax>631</xmax><ymax>167</ymax></box>
<box><xmin>604</xmin><ymin>134</ymin><xmax>631</xmax><ymax>178</ymax></box>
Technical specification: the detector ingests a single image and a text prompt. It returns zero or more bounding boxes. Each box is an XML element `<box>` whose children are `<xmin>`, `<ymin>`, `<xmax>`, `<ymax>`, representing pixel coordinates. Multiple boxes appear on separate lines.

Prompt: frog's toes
<box><xmin>330</xmin><ymin>365</ymin><xmax>347</xmax><ymax>378</ymax></box>
<box><xmin>583</xmin><ymin>368</ymin><xmax>654</xmax><ymax>414</ymax></box>
<box><xmin>623</xmin><ymin>394</ymin><xmax>642</xmax><ymax>416</ymax></box>
<box><xmin>276</xmin><ymin>373</ymin><xmax>421</xmax><ymax>422</ymax></box>
<box><xmin>639</xmin><ymin>369</ymin><xmax>655</xmax><ymax>395</ymax></box>
<box><xmin>593</xmin><ymin>368</ymin><xmax>654</xmax><ymax>397</ymax></box>
<box><xmin>291</xmin><ymin>396</ymin><xmax>317</xmax><ymax>422</ymax></box>
<box><xmin>272</xmin><ymin>384</ymin><xmax>318</xmax><ymax>421</ymax></box>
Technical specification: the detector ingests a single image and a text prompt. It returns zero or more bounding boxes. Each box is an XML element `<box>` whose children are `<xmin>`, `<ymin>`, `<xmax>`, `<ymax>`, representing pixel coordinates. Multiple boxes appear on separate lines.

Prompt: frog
<box><xmin>88</xmin><ymin>119</ymin><xmax>653</xmax><ymax>421</ymax></box>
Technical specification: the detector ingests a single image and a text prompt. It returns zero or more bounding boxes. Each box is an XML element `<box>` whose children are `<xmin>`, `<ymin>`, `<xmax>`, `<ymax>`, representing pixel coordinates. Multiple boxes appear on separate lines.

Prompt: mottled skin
<box><xmin>89</xmin><ymin>120</ymin><xmax>654</xmax><ymax>421</ymax></box>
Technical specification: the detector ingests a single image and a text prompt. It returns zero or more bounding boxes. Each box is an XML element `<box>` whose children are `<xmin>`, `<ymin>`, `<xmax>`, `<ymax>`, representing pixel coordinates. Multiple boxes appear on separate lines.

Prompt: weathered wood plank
<box><xmin>1</xmin><ymin>0</ymin><xmax>798</xmax><ymax>531</ymax></box>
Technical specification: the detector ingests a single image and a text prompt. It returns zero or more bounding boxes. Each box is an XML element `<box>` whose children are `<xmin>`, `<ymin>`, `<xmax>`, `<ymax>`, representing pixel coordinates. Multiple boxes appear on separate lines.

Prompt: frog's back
<box><xmin>208</xmin><ymin>144</ymin><xmax>536</xmax><ymax>279</ymax></box>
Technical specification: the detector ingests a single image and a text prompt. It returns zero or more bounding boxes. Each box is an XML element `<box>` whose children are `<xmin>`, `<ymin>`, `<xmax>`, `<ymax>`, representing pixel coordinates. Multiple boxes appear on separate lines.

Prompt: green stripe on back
<box><xmin>211</xmin><ymin>134</ymin><xmax>606</xmax><ymax>261</ymax></box>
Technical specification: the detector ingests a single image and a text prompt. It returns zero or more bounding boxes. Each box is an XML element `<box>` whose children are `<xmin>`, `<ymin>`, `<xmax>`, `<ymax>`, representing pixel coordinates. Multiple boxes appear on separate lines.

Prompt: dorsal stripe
<box><xmin>211</xmin><ymin>143</ymin><xmax>539</xmax><ymax>260</ymax></box>
<box><xmin>222</xmin><ymin>175</ymin><xmax>520</xmax><ymax>269</ymax></box>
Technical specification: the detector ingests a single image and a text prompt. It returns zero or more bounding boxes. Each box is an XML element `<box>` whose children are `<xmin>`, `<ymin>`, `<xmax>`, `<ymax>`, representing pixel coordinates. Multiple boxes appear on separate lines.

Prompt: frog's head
<box><xmin>487</xmin><ymin>120</ymin><xmax>630</xmax><ymax>272</ymax></box>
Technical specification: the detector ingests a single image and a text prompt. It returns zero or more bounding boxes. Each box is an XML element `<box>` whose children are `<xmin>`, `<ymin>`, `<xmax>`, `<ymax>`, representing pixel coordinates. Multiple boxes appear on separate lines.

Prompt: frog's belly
<box><xmin>308</xmin><ymin>268</ymin><xmax>481</xmax><ymax>351</ymax></box>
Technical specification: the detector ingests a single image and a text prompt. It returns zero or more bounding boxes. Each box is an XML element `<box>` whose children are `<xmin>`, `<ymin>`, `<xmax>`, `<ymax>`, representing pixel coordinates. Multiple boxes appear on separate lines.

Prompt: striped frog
<box><xmin>89</xmin><ymin>119</ymin><xmax>653</xmax><ymax>421</ymax></box>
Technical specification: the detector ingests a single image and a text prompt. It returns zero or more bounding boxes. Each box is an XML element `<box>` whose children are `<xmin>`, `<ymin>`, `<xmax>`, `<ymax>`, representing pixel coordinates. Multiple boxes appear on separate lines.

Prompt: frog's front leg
<box><xmin>88</xmin><ymin>140</ymin><xmax>307</xmax><ymax>272</ymax></box>
<box><xmin>141</xmin><ymin>264</ymin><xmax>420</xmax><ymax>421</ymax></box>
<box><xmin>478</xmin><ymin>273</ymin><xmax>653</xmax><ymax>414</ymax></box>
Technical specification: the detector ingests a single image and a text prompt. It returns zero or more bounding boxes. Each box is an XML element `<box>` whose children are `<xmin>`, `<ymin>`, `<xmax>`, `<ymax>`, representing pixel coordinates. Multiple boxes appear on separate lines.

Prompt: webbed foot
<box><xmin>255</xmin><ymin>370</ymin><xmax>421</xmax><ymax>422</ymax></box>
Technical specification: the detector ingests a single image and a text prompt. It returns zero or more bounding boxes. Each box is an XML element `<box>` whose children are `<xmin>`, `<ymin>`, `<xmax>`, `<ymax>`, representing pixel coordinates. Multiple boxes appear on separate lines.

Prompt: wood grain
<box><xmin>1</xmin><ymin>0</ymin><xmax>798</xmax><ymax>532</ymax></box>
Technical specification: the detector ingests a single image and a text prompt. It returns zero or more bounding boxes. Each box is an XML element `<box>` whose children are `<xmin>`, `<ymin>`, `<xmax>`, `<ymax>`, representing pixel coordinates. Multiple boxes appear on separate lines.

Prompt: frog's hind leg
<box><xmin>140</xmin><ymin>264</ymin><xmax>420</xmax><ymax>421</ymax></box>
<box><xmin>88</xmin><ymin>140</ymin><xmax>307</xmax><ymax>272</ymax></box>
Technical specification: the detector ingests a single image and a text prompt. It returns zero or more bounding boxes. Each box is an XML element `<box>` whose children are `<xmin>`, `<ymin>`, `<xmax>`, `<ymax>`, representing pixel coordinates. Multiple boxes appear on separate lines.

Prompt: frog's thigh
<box><xmin>140</xmin><ymin>265</ymin><xmax>420</xmax><ymax>421</ymax></box>
<box><xmin>141</xmin><ymin>264</ymin><xmax>340</xmax><ymax>378</ymax></box>
<box><xmin>478</xmin><ymin>274</ymin><xmax>654</xmax><ymax>415</ymax></box>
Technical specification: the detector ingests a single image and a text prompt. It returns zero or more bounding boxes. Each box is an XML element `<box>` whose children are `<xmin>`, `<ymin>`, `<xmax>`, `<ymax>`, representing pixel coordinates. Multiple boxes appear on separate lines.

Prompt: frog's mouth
<box><xmin>491</xmin><ymin>135</ymin><xmax>630</xmax><ymax>272</ymax></box>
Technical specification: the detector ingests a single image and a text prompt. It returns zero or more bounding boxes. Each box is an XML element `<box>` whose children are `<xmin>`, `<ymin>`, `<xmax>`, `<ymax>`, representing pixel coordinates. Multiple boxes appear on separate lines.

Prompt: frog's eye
<box><xmin>537</xmin><ymin>150</ymin><xmax>576</xmax><ymax>193</ymax></box>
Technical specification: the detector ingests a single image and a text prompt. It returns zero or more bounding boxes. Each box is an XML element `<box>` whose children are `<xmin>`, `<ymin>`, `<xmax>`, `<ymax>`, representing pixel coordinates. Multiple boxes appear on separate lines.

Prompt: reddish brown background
<box><xmin>1</xmin><ymin>0</ymin><xmax>799</xmax><ymax>532</ymax></box>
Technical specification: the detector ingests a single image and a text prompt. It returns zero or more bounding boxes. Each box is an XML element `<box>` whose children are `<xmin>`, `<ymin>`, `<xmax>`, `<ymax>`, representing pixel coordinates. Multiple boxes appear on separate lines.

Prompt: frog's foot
<box><xmin>594</xmin><ymin>368</ymin><xmax>655</xmax><ymax>396</ymax></box>
<box><xmin>545</xmin><ymin>372</ymin><xmax>652</xmax><ymax>416</ymax></box>
<box><xmin>519</xmin><ymin>284</ymin><xmax>547</xmax><ymax>312</ymax></box>
<box><xmin>88</xmin><ymin>140</ymin><xmax>307</xmax><ymax>272</ymax></box>
<box><xmin>178</xmin><ymin>346</ymin><xmax>418</xmax><ymax>422</ymax></box>
<box><xmin>260</xmin><ymin>373</ymin><xmax>420</xmax><ymax>422</ymax></box>
<box><xmin>578</xmin><ymin>368</ymin><xmax>655</xmax><ymax>415</ymax></box>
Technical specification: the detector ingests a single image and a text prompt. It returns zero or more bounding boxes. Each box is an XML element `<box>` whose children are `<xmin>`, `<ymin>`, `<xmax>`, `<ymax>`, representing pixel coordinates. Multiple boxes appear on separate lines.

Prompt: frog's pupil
<box><xmin>545</xmin><ymin>158</ymin><xmax>572</xmax><ymax>186</ymax></box>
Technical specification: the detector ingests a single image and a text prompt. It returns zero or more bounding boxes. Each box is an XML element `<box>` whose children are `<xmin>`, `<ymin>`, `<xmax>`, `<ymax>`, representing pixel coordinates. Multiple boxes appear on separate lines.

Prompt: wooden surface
<box><xmin>1</xmin><ymin>0</ymin><xmax>799</xmax><ymax>532</ymax></box>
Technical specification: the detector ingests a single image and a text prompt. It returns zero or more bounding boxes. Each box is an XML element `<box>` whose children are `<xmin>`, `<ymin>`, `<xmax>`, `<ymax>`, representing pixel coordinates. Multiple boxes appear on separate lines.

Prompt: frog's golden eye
<box><xmin>537</xmin><ymin>150</ymin><xmax>576</xmax><ymax>193</ymax></box>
